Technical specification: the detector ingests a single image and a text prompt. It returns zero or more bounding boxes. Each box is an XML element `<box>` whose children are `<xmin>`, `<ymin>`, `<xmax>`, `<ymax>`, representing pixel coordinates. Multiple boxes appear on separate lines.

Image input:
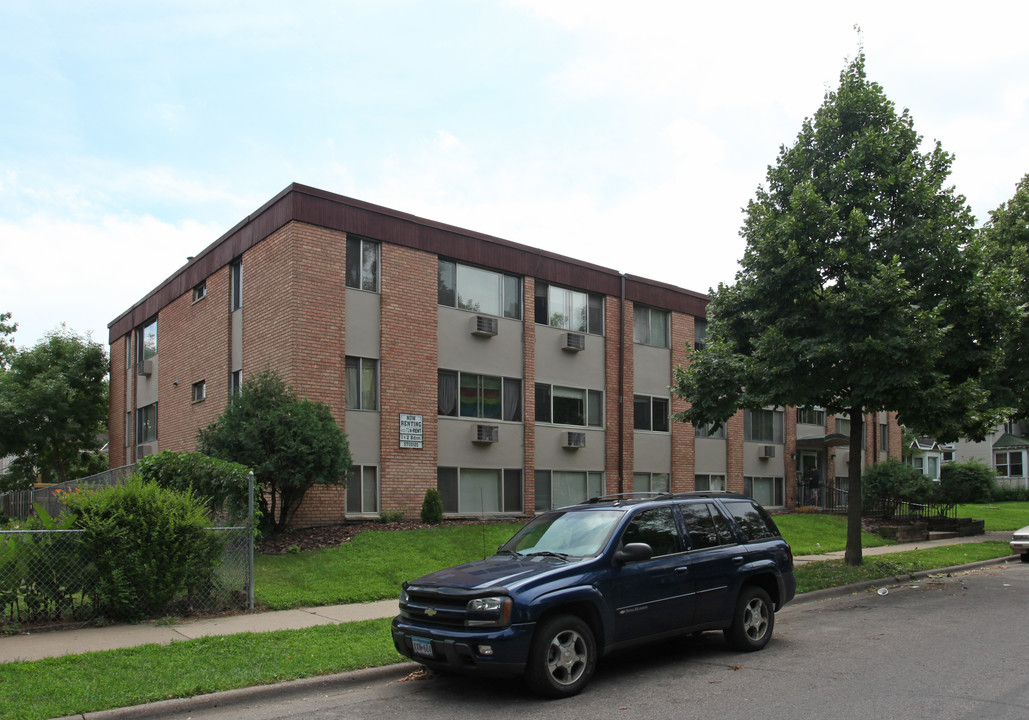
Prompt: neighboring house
<box><xmin>106</xmin><ymin>183</ymin><xmax>903</xmax><ymax>527</ymax></box>
<box><xmin>907</xmin><ymin>437</ymin><xmax>949</xmax><ymax>481</ymax></box>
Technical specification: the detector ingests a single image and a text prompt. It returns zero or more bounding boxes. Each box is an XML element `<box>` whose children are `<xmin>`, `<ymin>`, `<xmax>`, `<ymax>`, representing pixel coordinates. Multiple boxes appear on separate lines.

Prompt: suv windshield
<box><xmin>501</xmin><ymin>509</ymin><xmax>623</xmax><ymax>558</ymax></box>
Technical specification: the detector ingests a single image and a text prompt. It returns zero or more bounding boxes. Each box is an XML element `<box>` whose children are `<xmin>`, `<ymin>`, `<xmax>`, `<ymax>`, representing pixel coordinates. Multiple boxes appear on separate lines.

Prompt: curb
<box><xmin>54</xmin><ymin>662</ymin><xmax>421</xmax><ymax>720</ymax></box>
<box><xmin>790</xmin><ymin>554</ymin><xmax>1020</xmax><ymax>605</ymax></box>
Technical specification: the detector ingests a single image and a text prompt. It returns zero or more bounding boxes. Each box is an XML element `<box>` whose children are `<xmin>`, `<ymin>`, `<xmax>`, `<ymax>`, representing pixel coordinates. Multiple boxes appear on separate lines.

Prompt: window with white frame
<box><xmin>230</xmin><ymin>370</ymin><xmax>242</xmax><ymax>397</ymax></box>
<box><xmin>346</xmin><ymin>236</ymin><xmax>380</xmax><ymax>292</ymax></box>
<box><xmin>535</xmin><ymin>470</ymin><xmax>604</xmax><ymax>511</ymax></box>
<box><xmin>346</xmin><ymin>465</ymin><xmax>379</xmax><ymax>515</ymax></box>
<box><xmin>438</xmin><ymin>467</ymin><xmax>522</xmax><ymax>514</ymax></box>
<box><xmin>633</xmin><ymin>395</ymin><xmax>670</xmax><ymax>432</ymax></box>
<box><xmin>995</xmin><ymin>451</ymin><xmax>1025</xmax><ymax>477</ymax></box>
<box><xmin>438</xmin><ymin>259</ymin><xmax>521</xmax><ymax>319</ymax></box>
<box><xmin>191</xmin><ymin>380</ymin><xmax>206</xmax><ymax>403</ymax></box>
<box><xmin>695</xmin><ymin>422</ymin><xmax>725</xmax><ymax>439</ymax></box>
<box><xmin>535</xmin><ymin>384</ymin><xmax>603</xmax><ymax>427</ymax></box>
<box><xmin>632</xmin><ymin>472</ymin><xmax>670</xmax><ymax>494</ymax></box>
<box><xmin>633</xmin><ymin>305</ymin><xmax>669</xmax><ymax>347</ymax></box>
<box><xmin>797</xmin><ymin>407</ymin><xmax>826</xmax><ymax>426</ymax></box>
<box><xmin>694</xmin><ymin>474</ymin><xmax>726</xmax><ymax>491</ymax></box>
<box><xmin>534</xmin><ymin>282</ymin><xmax>603</xmax><ymax>334</ymax></box>
<box><xmin>192</xmin><ymin>281</ymin><xmax>207</xmax><ymax>302</ymax></box>
<box><xmin>744</xmin><ymin>476</ymin><xmax>784</xmax><ymax>507</ymax></box>
<box><xmin>745</xmin><ymin>409</ymin><xmax>783</xmax><ymax>444</ymax></box>
<box><xmin>137</xmin><ymin>319</ymin><xmax>158</xmax><ymax>361</ymax></box>
<box><xmin>438</xmin><ymin>371</ymin><xmax>521</xmax><ymax>421</ymax></box>
<box><xmin>345</xmin><ymin>357</ymin><xmax>378</xmax><ymax>410</ymax></box>
<box><xmin>136</xmin><ymin>402</ymin><xmax>157</xmax><ymax>443</ymax></box>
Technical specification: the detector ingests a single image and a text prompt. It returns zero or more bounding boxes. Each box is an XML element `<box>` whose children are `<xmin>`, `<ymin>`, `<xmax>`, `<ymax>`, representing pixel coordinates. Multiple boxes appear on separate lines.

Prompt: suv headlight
<box><xmin>399</xmin><ymin>587</ymin><xmax>409</xmax><ymax>604</ymax></box>
<box><xmin>466</xmin><ymin>596</ymin><xmax>512</xmax><ymax>627</ymax></box>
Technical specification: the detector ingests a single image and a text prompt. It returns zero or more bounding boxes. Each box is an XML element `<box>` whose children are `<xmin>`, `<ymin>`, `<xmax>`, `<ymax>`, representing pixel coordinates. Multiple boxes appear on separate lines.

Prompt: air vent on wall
<box><xmin>137</xmin><ymin>443</ymin><xmax>156</xmax><ymax>458</ymax></box>
<box><xmin>473</xmin><ymin>424</ymin><xmax>499</xmax><ymax>443</ymax></box>
<box><xmin>759</xmin><ymin>445</ymin><xmax>776</xmax><ymax>459</ymax></box>
<box><xmin>472</xmin><ymin>316</ymin><xmax>499</xmax><ymax>337</ymax></box>
<box><xmin>562</xmin><ymin>332</ymin><xmax>586</xmax><ymax>352</ymax></box>
<box><xmin>564</xmin><ymin>431</ymin><xmax>587</xmax><ymax>449</ymax></box>
<box><xmin>136</xmin><ymin>360</ymin><xmax>154</xmax><ymax>377</ymax></box>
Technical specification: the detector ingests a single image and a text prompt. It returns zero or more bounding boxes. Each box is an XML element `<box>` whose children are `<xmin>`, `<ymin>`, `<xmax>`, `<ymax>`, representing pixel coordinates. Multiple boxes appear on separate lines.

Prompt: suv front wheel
<box><xmin>724</xmin><ymin>585</ymin><xmax>774</xmax><ymax>651</ymax></box>
<box><xmin>524</xmin><ymin>614</ymin><xmax>597</xmax><ymax>698</ymax></box>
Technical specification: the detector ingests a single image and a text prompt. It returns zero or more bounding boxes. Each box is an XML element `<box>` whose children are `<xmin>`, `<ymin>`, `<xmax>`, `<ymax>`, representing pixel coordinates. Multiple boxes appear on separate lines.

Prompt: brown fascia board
<box><xmin>108</xmin><ymin>183</ymin><xmax>709</xmax><ymax>343</ymax></box>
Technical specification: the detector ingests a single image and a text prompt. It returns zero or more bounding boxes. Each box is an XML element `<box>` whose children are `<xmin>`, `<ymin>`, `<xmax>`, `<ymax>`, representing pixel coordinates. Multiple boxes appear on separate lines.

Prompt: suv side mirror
<box><xmin>615</xmin><ymin>542</ymin><xmax>653</xmax><ymax>565</ymax></box>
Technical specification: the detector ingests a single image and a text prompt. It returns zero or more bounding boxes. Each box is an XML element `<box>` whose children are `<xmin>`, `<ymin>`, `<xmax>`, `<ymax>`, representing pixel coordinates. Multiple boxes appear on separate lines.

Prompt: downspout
<box><xmin>618</xmin><ymin>274</ymin><xmax>625</xmax><ymax>494</ymax></box>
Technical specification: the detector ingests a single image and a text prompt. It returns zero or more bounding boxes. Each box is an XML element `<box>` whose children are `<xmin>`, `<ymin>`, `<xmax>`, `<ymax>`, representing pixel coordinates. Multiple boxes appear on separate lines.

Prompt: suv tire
<box><xmin>525</xmin><ymin>614</ymin><xmax>596</xmax><ymax>698</ymax></box>
<box><xmin>724</xmin><ymin>585</ymin><xmax>774</xmax><ymax>652</ymax></box>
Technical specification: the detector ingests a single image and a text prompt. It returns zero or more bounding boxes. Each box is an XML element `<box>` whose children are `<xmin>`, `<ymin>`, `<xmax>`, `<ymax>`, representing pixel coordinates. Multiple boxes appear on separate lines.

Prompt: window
<box><xmin>230</xmin><ymin>370</ymin><xmax>242</xmax><ymax>397</ymax></box>
<box><xmin>694</xmin><ymin>474</ymin><xmax>726</xmax><ymax>491</ymax></box>
<box><xmin>438</xmin><ymin>468</ymin><xmax>522</xmax><ymax>513</ymax></box>
<box><xmin>836</xmin><ymin>417</ymin><xmax>865</xmax><ymax>448</ymax></box>
<box><xmin>880</xmin><ymin>423</ymin><xmax>890</xmax><ymax>452</ymax></box>
<box><xmin>910</xmin><ymin>456</ymin><xmax>925</xmax><ymax>473</ymax></box>
<box><xmin>743</xmin><ymin>476</ymin><xmax>785</xmax><ymax>507</ymax></box>
<box><xmin>797</xmin><ymin>407</ymin><xmax>826</xmax><ymax>426</ymax></box>
<box><xmin>745</xmin><ymin>409</ymin><xmax>783</xmax><ymax>444</ymax></box>
<box><xmin>137</xmin><ymin>319</ymin><xmax>158</xmax><ymax>361</ymax></box>
<box><xmin>136</xmin><ymin>403</ymin><xmax>157</xmax><ymax>444</ymax></box>
<box><xmin>633</xmin><ymin>395</ymin><xmax>670</xmax><ymax>432</ymax></box>
<box><xmin>620</xmin><ymin>507</ymin><xmax>680</xmax><ymax>557</ymax></box>
<box><xmin>124</xmin><ymin>412</ymin><xmax>131</xmax><ymax>448</ymax></box>
<box><xmin>681</xmin><ymin>502</ymin><xmax>734</xmax><ymax>549</ymax></box>
<box><xmin>438</xmin><ymin>371</ymin><xmax>521</xmax><ymax>421</ymax></box>
<box><xmin>191</xmin><ymin>380</ymin><xmax>206</xmax><ymax>403</ymax></box>
<box><xmin>535</xmin><ymin>384</ymin><xmax>603</xmax><ymax>427</ymax></box>
<box><xmin>534</xmin><ymin>282</ymin><xmax>603</xmax><ymax>334</ymax></box>
<box><xmin>695</xmin><ymin>422</ymin><xmax>725</xmax><ymax>439</ymax></box>
<box><xmin>633</xmin><ymin>472</ymin><xmax>670</xmax><ymax>493</ymax></box>
<box><xmin>693</xmin><ymin>319</ymin><xmax>707</xmax><ymax>351</ymax></box>
<box><xmin>345</xmin><ymin>357</ymin><xmax>379</xmax><ymax>410</ymax></box>
<box><xmin>346</xmin><ymin>466</ymin><xmax>379</xmax><ymax>515</ymax></box>
<box><xmin>535</xmin><ymin>470</ymin><xmax>604</xmax><ymax>511</ymax></box>
<box><xmin>438</xmin><ymin>260</ymin><xmax>521</xmax><ymax>319</ymax></box>
<box><xmin>346</xmin><ymin>236</ymin><xmax>379</xmax><ymax>292</ymax></box>
<box><xmin>722</xmin><ymin>499</ymin><xmax>780</xmax><ymax>542</ymax></box>
<box><xmin>192</xmin><ymin>281</ymin><xmax>207</xmax><ymax>302</ymax></box>
<box><xmin>633</xmin><ymin>306</ymin><xmax>668</xmax><ymax>347</ymax></box>
<box><xmin>995</xmin><ymin>451</ymin><xmax>1025</xmax><ymax>478</ymax></box>
<box><xmin>230</xmin><ymin>259</ymin><xmax>243</xmax><ymax>311</ymax></box>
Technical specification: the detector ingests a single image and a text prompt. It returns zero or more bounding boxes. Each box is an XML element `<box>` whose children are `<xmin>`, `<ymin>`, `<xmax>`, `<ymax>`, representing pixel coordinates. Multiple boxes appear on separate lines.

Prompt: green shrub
<box><xmin>61</xmin><ymin>479</ymin><xmax>224</xmax><ymax>621</ymax></box>
<box><xmin>862</xmin><ymin>458</ymin><xmax>936</xmax><ymax>510</ymax></box>
<box><xmin>136</xmin><ymin>451</ymin><xmax>253</xmax><ymax>522</ymax></box>
<box><xmin>420</xmin><ymin>488</ymin><xmax>444</xmax><ymax>524</ymax></box>
<box><xmin>938</xmin><ymin>460</ymin><xmax>995</xmax><ymax>504</ymax></box>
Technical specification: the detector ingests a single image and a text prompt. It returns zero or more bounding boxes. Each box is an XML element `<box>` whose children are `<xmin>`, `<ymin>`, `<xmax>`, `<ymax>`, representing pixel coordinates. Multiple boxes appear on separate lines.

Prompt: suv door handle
<box><xmin>674</xmin><ymin>567</ymin><xmax>689</xmax><ymax>574</ymax></box>
<box><xmin>732</xmin><ymin>556</ymin><xmax>745</xmax><ymax>565</ymax></box>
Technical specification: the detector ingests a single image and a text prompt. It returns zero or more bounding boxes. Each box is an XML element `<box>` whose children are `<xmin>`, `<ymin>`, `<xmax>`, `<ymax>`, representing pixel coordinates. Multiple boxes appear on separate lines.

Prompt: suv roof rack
<box><xmin>582</xmin><ymin>490</ymin><xmax>747</xmax><ymax>506</ymax></box>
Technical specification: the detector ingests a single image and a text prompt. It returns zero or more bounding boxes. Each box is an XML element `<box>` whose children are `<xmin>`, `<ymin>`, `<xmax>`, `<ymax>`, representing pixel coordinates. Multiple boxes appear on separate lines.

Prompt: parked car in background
<box><xmin>1010</xmin><ymin>525</ymin><xmax>1029</xmax><ymax>562</ymax></box>
<box><xmin>392</xmin><ymin>492</ymin><xmax>796</xmax><ymax>698</ymax></box>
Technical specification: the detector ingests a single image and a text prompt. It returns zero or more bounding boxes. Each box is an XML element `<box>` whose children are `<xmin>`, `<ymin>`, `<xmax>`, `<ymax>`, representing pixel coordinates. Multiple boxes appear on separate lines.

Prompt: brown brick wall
<box><xmin>378</xmin><ymin>243</ymin><xmax>439</xmax><ymax>515</ymax></box>
<box><xmin>605</xmin><ymin>295</ymin><xmax>632</xmax><ymax>495</ymax></box>
<box><xmin>108</xmin><ymin>336</ymin><xmax>129</xmax><ymax>468</ymax></box>
<box><xmin>725</xmin><ymin>410</ymin><xmax>745</xmax><ymax>493</ymax></box>
<box><xmin>669</xmin><ymin>311</ymin><xmax>695</xmax><ymax>492</ymax></box>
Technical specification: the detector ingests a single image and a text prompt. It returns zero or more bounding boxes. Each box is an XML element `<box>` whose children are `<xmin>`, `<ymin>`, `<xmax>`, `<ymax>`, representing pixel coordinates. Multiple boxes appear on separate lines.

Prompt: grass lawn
<box><xmin>3</xmin><ymin>505</ymin><xmax>1023</xmax><ymax>720</ymax></box>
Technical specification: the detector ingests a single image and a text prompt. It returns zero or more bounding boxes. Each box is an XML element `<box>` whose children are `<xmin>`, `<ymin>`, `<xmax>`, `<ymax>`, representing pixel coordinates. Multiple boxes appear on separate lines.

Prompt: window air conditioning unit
<box><xmin>564</xmin><ymin>431</ymin><xmax>587</xmax><ymax>449</ymax></box>
<box><xmin>562</xmin><ymin>332</ymin><xmax>586</xmax><ymax>352</ymax></box>
<box><xmin>137</xmin><ymin>443</ymin><xmax>156</xmax><ymax>458</ymax></box>
<box><xmin>473</xmin><ymin>424</ymin><xmax>499</xmax><ymax>443</ymax></box>
<box><xmin>136</xmin><ymin>360</ymin><xmax>154</xmax><ymax>377</ymax></box>
<box><xmin>472</xmin><ymin>315</ymin><xmax>499</xmax><ymax>337</ymax></box>
<box><xmin>759</xmin><ymin>445</ymin><xmax>776</xmax><ymax>459</ymax></box>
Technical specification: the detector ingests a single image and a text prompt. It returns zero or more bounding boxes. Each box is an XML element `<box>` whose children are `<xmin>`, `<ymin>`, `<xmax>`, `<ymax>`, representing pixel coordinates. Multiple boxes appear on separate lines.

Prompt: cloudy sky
<box><xmin>2</xmin><ymin>1</ymin><xmax>1027</xmax><ymax>350</ymax></box>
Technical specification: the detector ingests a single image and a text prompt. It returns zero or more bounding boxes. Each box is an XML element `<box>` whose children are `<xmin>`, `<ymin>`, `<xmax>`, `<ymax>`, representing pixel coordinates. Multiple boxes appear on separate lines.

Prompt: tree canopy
<box><xmin>0</xmin><ymin>312</ymin><xmax>16</xmax><ymax>371</ymax></box>
<box><xmin>197</xmin><ymin>369</ymin><xmax>351</xmax><ymax>533</ymax></box>
<box><xmin>0</xmin><ymin>327</ymin><xmax>109</xmax><ymax>489</ymax></box>
<box><xmin>672</xmin><ymin>53</ymin><xmax>1001</xmax><ymax>565</ymax></box>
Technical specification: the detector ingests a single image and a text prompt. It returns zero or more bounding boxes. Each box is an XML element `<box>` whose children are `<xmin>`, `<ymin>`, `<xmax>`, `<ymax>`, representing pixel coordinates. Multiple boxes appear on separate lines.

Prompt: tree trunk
<box><xmin>844</xmin><ymin>405</ymin><xmax>864</xmax><ymax>566</ymax></box>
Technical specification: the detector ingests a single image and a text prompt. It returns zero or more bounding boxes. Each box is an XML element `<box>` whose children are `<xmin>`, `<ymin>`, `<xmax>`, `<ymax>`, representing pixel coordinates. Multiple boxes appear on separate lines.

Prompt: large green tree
<box><xmin>673</xmin><ymin>53</ymin><xmax>1003</xmax><ymax>565</ymax></box>
<box><xmin>0</xmin><ymin>312</ymin><xmax>16</xmax><ymax>371</ymax></box>
<box><xmin>197</xmin><ymin>369</ymin><xmax>351</xmax><ymax>533</ymax></box>
<box><xmin>979</xmin><ymin>174</ymin><xmax>1029</xmax><ymax>419</ymax></box>
<box><xmin>0</xmin><ymin>328</ymin><xmax>110</xmax><ymax>488</ymax></box>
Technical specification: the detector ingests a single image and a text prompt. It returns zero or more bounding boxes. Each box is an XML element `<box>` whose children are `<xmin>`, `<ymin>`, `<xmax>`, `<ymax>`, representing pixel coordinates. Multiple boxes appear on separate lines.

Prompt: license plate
<box><xmin>412</xmin><ymin>636</ymin><xmax>434</xmax><ymax>658</ymax></box>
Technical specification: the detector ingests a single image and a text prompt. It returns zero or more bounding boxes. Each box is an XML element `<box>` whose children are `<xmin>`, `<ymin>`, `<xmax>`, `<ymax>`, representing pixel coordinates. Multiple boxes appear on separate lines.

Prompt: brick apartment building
<box><xmin>107</xmin><ymin>183</ymin><xmax>901</xmax><ymax>527</ymax></box>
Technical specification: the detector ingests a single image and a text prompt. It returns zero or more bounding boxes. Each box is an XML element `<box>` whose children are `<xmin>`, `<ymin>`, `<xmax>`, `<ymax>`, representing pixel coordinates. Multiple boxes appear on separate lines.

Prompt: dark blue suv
<box><xmin>392</xmin><ymin>492</ymin><xmax>796</xmax><ymax>697</ymax></box>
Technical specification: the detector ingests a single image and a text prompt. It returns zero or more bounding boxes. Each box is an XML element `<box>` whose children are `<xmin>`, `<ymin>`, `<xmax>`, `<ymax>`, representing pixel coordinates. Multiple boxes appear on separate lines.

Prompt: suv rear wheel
<box><xmin>524</xmin><ymin>614</ymin><xmax>596</xmax><ymax>698</ymax></box>
<box><xmin>724</xmin><ymin>585</ymin><xmax>774</xmax><ymax>651</ymax></box>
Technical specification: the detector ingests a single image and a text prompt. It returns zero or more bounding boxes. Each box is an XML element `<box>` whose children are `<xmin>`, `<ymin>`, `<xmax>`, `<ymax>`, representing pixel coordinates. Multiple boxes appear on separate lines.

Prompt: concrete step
<box><xmin>929</xmin><ymin>531</ymin><xmax>959</xmax><ymax>541</ymax></box>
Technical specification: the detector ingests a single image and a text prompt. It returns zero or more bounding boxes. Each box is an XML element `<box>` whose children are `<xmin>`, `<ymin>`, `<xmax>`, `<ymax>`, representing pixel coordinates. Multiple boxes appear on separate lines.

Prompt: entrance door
<box><xmin>798</xmin><ymin>451</ymin><xmax>820</xmax><ymax>507</ymax></box>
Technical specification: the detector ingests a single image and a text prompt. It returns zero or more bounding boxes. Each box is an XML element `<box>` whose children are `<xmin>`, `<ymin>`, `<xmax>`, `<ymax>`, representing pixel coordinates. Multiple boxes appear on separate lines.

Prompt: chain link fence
<box><xmin>0</xmin><ymin>469</ymin><xmax>255</xmax><ymax>632</ymax></box>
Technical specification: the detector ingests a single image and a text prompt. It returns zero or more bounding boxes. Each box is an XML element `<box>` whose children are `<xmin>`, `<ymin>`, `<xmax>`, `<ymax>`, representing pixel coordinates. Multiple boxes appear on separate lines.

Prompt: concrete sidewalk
<box><xmin>0</xmin><ymin>531</ymin><xmax>1014</xmax><ymax>664</ymax></box>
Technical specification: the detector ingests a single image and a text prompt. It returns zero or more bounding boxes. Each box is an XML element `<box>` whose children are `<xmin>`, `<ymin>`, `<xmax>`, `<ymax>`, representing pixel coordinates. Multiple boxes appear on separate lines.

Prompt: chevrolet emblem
<box><xmin>425</xmin><ymin>608</ymin><xmax>437</xmax><ymax>617</ymax></box>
